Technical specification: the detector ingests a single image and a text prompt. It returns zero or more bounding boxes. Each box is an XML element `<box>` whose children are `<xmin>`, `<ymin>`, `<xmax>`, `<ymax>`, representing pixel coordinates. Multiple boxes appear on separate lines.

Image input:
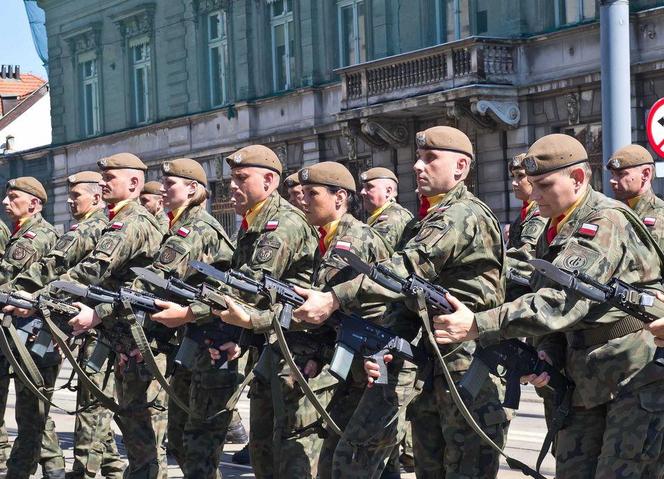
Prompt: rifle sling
<box><xmin>414</xmin><ymin>293</ymin><xmax>547</xmax><ymax>479</ymax></box>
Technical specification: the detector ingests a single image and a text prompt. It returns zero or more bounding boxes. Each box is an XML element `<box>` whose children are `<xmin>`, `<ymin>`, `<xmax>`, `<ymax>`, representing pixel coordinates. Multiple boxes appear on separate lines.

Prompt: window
<box><xmin>473</xmin><ymin>0</ymin><xmax>489</xmax><ymax>35</ymax></box>
<box><xmin>79</xmin><ymin>54</ymin><xmax>100</xmax><ymax>136</ymax></box>
<box><xmin>130</xmin><ymin>38</ymin><xmax>151</xmax><ymax>124</ymax></box>
<box><xmin>271</xmin><ymin>0</ymin><xmax>295</xmax><ymax>91</ymax></box>
<box><xmin>434</xmin><ymin>0</ymin><xmax>446</xmax><ymax>44</ymax></box>
<box><xmin>556</xmin><ymin>0</ymin><xmax>597</xmax><ymax>26</ymax></box>
<box><xmin>338</xmin><ymin>0</ymin><xmax>366</xmax><ymax>67</ymax></box>
<box><xmin>208</xmin><ymin>11</ymin><xmax>229</xmax><ymax>106</ymax></box>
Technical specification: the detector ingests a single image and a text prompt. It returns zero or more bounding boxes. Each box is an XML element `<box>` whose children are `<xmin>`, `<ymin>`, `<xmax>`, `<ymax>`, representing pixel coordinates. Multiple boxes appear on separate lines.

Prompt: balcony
<box><xmin>336</xmin><ymin>37</ymin><xmax>518</xmax><ymax>111</ymax></box>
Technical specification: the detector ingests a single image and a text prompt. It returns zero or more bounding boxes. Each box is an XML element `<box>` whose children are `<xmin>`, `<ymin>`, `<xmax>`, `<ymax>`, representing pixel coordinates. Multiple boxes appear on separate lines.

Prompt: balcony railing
<box><xmin>336</xmin><ymin>37</ymin><xmax>518</xmax><ymax>110</ymax></box>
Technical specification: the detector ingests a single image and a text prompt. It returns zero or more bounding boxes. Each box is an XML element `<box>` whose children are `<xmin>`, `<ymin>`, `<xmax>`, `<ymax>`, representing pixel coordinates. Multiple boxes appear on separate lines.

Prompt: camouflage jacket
<box><xmin>506</xmin><ymin>203</ymin><xmax>547</xmax><ymax>299</ymax></box>
<box><xmin>630</xmin><ymin>188</ymin><xmax>664</xmax><ymax>250</ymax></box>
<box><xmin>156</xmin><ymin>212</ymin><xmax>170</xmax><ymax>235</ymax></box>
<box><xmin>332</xmin><ymin>182</ymin><xmax>506</xmax><ymax>372</ymax></box>
<box><xmin>0</xmin><ymin>213</ymin><xmax>59</xmax><ymax>286</ymax></box>
<box><xmin>12</xmin><ymin>208</ymin><xmax>108</xmax><ymax>293</ymax></box>
<box><xmin>132</xmin><ymin>204</ymin><xmax>234</xmax><ymax>322</ymax></box>
<box><xmin>475</xmin><ymin>187</ymin><xmax>664</xmax><ymax>408</ymax></box>
<box><xmin>226</xmin><ymin>191</ymin><xmax>318</xmax><ymax>333</ymax></box>
<box><xmin>367</xmin><ymin>199</ymin><xmax>414</xmax><ymax>253</ymax></box>
<box><xmin>0</xmin><ymin>220</ymin><xmax>10</xmax><ymax>257</ymax></box>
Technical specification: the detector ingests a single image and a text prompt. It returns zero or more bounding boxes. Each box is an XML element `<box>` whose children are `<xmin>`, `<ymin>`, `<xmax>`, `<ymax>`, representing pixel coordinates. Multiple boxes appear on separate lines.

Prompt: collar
<box><xmin>168</xmin><ymin>206</ymin><xmax>187</xmax><ymax>228</ymax></box>
<box><xmin>12</xmin><ymin>216</ymin><xmax>30</xmax><ymax>235</ymax></box>
<box><xmin>367</xmin><ymin>199</ymin><xmax>394</xmax><ymax>226</ymax></box>
<box><xmin>424</xmin><ymin>193</ymin><xmax>446</xmax><ymax>215</ymax></box>
<box><xmin>551</xmin><ymin>189</ymin><xmax>589</xmax><ymax>234</ymax></box>
<box><xmin>320</xmin><ymin>218</ymin><xmax>341</xmax><ymax>250</ymax></box>
<box><xmin>108</xmin><ymin>199</ymin><xmax>131</xmax><ymax>220</ymax></box>
<box><xmin>244</xmin><ymin>198</ymin><xmax>269</xmax><ymax>230</ymax></box>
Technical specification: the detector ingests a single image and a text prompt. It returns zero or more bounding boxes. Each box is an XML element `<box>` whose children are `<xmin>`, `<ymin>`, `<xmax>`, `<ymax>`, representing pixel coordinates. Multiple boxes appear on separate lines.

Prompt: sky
<box><xmin>0</xmin><ymin>0</ymin><xmax>48</xmax><ymax>79</ymax></box>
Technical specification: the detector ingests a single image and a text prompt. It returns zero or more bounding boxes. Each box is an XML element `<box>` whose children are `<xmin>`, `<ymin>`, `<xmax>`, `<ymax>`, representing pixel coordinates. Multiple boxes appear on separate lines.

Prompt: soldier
<box><xmin>153</xmin><ymin>145</ymin><xmax>318</xmax><ymax>478</ymax></box>
<box><xmin>607</xmin><ymin>144</ymin><xmax>664</xmax><ymax>247</ymax></box>
<box><xmin>284</xmin><ymin>172</ymin><xmax>305</xmax><ymax>210</ymax></box>
<box><xmin>57</xmin><ymin>153</ymin><xmax>164</xmax><ymax>479</ymax></box>
<box><xmin>0</xmin><ymin>177</ymin><xmax>59</xmax><ymax>479</ymax></box>
<box><xmin>5</xmin><ymin>171</ymin><xmax>124</xmax><ymax>479</ymax></box>
<box><xmin>141</xmin><ymin>180</ymin><xmax>169</xmax><ymax>234</ymax></box>
<box><xmin>359</xmin><ymin>167</ymin><xmax>413</xmax><ymax>253</ymax></box>
<box><xmin>0</xmin><ymin>220</ymin><xmax>9</xmax><ymax>256</ymax></box>
<box><xmin>294</xmin><ymin>126</ymin><xmax>509</xmax><ymax>478</ymax></box>
<box><xmin>134</xmin><ymin>158</ymin><xmax>234</xmax><ymax>479</ymax></box>
<box><xmin>434</xmin><ymin>134</ymin><xmax>664</xmax><ymax>478</ymax></box>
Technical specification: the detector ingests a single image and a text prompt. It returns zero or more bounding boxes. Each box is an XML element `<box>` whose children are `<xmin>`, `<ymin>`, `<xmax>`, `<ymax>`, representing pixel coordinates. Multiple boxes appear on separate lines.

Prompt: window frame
<box><xmin>207</xmin><ymin>10</ymin><xmax>229</xmax><ymax>107</ymax></box>
<box><xmin>270</xmin><ymin>0</ymin><xmax>295</xmax><ymax>91</ymax></box>
<box><xmin>337</xmin><ymin>0</ymin><xmax>367</xmax><ymax>67</ymax></box>
<box><xmin>129</xmin><ymin>35</ymin><xmax>152</xmax><ymax>125</ymax></box>
<box><xmin>78</xmin><ymin>51</ymin><xmax>101</xmax><ymax>137</ymax></box>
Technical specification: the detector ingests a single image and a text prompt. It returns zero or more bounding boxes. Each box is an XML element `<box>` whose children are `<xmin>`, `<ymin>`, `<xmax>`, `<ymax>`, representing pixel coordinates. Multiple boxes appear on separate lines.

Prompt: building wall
<box><xmin>0</xmin><ymin>93</ymin><xmax>52</xmax><ymax>153</ymax></box>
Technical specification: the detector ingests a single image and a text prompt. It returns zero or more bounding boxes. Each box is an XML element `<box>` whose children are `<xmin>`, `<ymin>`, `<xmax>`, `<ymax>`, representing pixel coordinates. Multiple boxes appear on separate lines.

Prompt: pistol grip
<box><xmin>654</xmin><ymin>346</ymin><xmax>664</xmax><ymax>367</ymax></box>
<box><xmin>214</xmin><ymin>350</ymin><xmax>229</xmax><ymax>370</ymax></box>
<box><xmin>373</xmin><ymin>352</ymin><xmax>389</xmax><ymax>386</ymax></box>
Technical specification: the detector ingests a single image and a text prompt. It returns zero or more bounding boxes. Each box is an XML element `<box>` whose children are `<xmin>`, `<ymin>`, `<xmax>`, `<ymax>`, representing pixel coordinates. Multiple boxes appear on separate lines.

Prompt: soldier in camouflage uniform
<box><xmin>138</xmin><ymin>158</ymin><xmax>234</xmax><ymax>479</ymax></box>
<box><xmin>59</xmin><ymin>153</ymin><xmax>164</xmax><ymax>479</ymax></box>
<box><xmin>0</xmin><ymin>177</ymin><xmax>59</xmax><ymax>479</ymax></box>
<box><xmin>359</xmin><ymin>167</ymin><xmax>413</xmax><ymax>253</ymax></box>
<box><xmin>435</xmin><ymin>134</ymin><xmax>664</xmax><ymax>478</ymax></box>
<box><xmin>296</xmin><ymin>126</ymin><xmax>509</xmax><ymax>478</ymax></box>
<box><xmin>284</xmin><ymin>172</ymin><xmax>305</xmax><ymax>211</ymax></box>
<box><xmin>0</xmin><ymin>220</ymin><xmax>10</xmax><ymax>257</ymax></box>
<box><xmin>607</xmin><ymin>144</ymin><xmax>664</xmax><ymax>248</ymax></box>
<box><xmin>140</xmin><ymin>181</ymin><xmax>170</xmax><ymax>235</ymax></box>
<box><xmin>6</xmin><ymin>171</ymin><xmax>124</xmax><ymax>479</ymax></box>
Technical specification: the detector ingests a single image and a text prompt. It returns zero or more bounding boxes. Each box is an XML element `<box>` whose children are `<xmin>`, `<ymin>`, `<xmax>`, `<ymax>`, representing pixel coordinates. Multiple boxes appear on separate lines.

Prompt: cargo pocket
<box><xmin>85</xmin><ymin>442</ymin><xmax>105</xmax><ymax>475</ymax></box>
<box><xmin>190</xmin><ymin>369</ymin><xmax>237</xmax><ymax>422</ymax></box>
<box><xmin>638</xmin><ymin>387</ymin><xmax>664</xmax><ymax>460</ymax></box>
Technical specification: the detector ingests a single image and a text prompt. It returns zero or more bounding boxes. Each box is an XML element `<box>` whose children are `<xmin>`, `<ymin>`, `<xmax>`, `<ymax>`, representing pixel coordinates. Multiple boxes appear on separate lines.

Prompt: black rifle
<box><xmin>190</xmin><ymin>261</ymin><xmax>304</xmax><ymax>329</ymax></box>
<box><xmin>531</xmin><ymin>258</ymin><xmax>664</xmax><ymax>366</ymax></box>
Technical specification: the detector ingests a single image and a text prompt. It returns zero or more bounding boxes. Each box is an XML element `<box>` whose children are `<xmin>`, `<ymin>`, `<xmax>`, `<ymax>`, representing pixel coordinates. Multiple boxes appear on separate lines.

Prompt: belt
<box><xmin>568</xmin><ymin>315</ymin><xmax>644</xmax><ymax>348</ymax></box>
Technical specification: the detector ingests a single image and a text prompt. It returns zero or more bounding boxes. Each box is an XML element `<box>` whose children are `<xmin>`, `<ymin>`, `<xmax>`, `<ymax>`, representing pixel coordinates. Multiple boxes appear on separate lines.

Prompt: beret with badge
<box><xmin>299</xmin><ymin>162</ymin><xmax>356</xmax><ymax>192</ymax></box>
<box><xmin>508</xmin><ymin>153</ymin><xmax>527</xmax><ymax>172</ymax></box>
<box><xmin>6</xmin><ymin>177</ymin><xmax>47</xmax><ymax>203</ymax></box>
<box><xmin>97</xmin><ymin>152</ymin><xmax>147</xmax><ymax>171</ymax></box>
<box><xmin>521</xmin><ymin>134</ymin><xmax>588</xmax><ymax>176</ymax></box>
<box><xmin>284</xmin><ymin>172</ymin><xmax>300</xmax><ymax>188</ymax></box>
<box><xmin>141</xmin><ymin>181</ymin><xmax>163</xmax><ymax>196</ymax></box>
<box><xmin>67</xmin><ymin>171</ymin><xmax>102</xmax><ymax>186</ymax></box>
<box><xmin>225</xmin><ymin>145</ymin><xmax>282</xmax><ymax>175</ymax></box>
<box><xmin>606</xmin><ymin>144</ymin><xmax>654</xmax><ymax>171</ymax></box>
<box><xmin>360</xmin><ymin>167</ymin><xmax>398</xmax><ymax>184</ymax></box>
<box><xmin>162</xmin><ymin>158</ymin><xmax>208</xmax><ymax>186</ymax></box>
<box><xmin>415</xmin><ymin>126</ymin><xmax>474</xmax><ymax>160</ymax></box>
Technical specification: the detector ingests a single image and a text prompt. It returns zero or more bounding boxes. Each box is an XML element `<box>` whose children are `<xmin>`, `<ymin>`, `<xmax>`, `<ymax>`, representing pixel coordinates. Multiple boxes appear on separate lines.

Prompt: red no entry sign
<box><xmin>647</xmin><ymin>98</ymin><xmax>664</xmax><ymax>157</ymax></box>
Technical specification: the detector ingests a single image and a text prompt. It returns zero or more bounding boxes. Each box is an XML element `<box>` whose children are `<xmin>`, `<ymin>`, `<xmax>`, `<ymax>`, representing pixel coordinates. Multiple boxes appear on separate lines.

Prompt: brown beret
<box><xmin>67</xmin><ymin>171</ymin><xmax>102</xmax><ymax>185</ymax></box>
<box><xmin>225</xmin><ymin>145</ymin><xmax>282</xmax><ymax>175</ymax></box>
<box><xmin>6</xmin><ymin>177</ymin><xmax>47</xmax><ymax>203</ymax></box>
<box><xmin>284</xmin><ymin>172</ymin><xmax>300</xmax><ymax>188</ymax></box>
<box><xmin>522</xmin><ymin>134</ymin><xmax>588</xmax><ymax>176</ymax></box>
<box><xmin>360</xmin><ymin>167</ymin><xmax>398</xmax><ymax>184</ymax></box>
<box><xmin>141</xmin><ymin>181</ymin><xmax>163</xmax><ymax>196</ymax></box>
<box><xmin>415</xmin><ymin>126</ymin><xmax>474</xmax><ymax>160</ymax></box>
<box><xmin>299</xmin><ymin>162</ymin><xmax>356</xmax><ymax>192</ymax></box>
<box><xmin>162</xmin><ymin>158</ymin><xmax>207</xmax><ymax>186</ymax></box>
<box><xmin>97</xmin><ymin>153</ymin><xmax>147</xmax><ymax>171</ymax></box>
<box><xmin>508</xmin><ymin>153</ymin><xmax>527</xmax><ymax>172</ymax></box>
<box><xmin>606</xmin><ymin>144</ymin><xmax>654</xmax><ymax>171</ymax></box>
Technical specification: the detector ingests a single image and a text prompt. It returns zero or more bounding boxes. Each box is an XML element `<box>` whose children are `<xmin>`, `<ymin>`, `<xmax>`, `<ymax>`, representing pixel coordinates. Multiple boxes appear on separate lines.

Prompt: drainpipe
<box><xmin>600</xmin><ymin>0</ymin><xmax>631</xmax><ymax>193</ymax></box>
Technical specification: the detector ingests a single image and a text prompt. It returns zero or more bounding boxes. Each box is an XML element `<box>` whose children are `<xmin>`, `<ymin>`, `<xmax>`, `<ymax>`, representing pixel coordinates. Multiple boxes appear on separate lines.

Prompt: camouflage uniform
<box><xmin>367</xmin><ymin>199</ymin><xmax>413</xmax><ymax>253</ymax></box>
<box><xmin>12</xmin><ymin>208</ymin><xmax>124</xmax><ymax>479</ymax></box>
<box><xmin>131</xmin><ymin>204</ymin><xmax>234</xmax><ymax>479</ymax></box>
<box><xmin>506</xmin><ymin>202</ymin><xmax>547</xmax><ymax>279</ymax></box>
<box><xmin>56</xmin><ymin>199</ymin><xmax>163</xmax><ymax>479</ymax></box>
<box><xmin>475</xmin><ymin>187</ymin><xmax>664</xmax><ymax>478</ymax></box>
<box><xmin>314</xmin><ymin>213</ymin><xmax>391</xmax><ymax>478</ymax></box>
<box><xmin>332</xmin><ymin>181</ymin><xmax>509</xmax><ymax>479</ymax></box>
<box><xmin>0</xmin><ymin>213</ymin><xmax>59</xmax><ymax>479</ymax></box>
<box><xmin>155</xmin><ymin>212</ymin><xmax>169</xmax><ymax>236</ymax></box>
<box><xmin>629</xmin><ymin>188</ymin><xmax>664</xmax><ymax>249</ymax></box>
<box><xmin>229</xmin><ymin>191</ymin><xmax>319</xmax><ymax>479</ymax></box>
<box><xmin>0</xmin><ymin>221</ymin><xmax>10</xmax><ymax>257</ymax></box>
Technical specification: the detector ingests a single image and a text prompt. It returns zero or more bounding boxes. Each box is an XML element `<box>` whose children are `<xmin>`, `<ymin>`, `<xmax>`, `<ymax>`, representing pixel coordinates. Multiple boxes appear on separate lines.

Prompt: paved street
<box><xmin>7</xmin><ymin>364</ymin><xmax>555</xmax><ymax>478</ymax></box>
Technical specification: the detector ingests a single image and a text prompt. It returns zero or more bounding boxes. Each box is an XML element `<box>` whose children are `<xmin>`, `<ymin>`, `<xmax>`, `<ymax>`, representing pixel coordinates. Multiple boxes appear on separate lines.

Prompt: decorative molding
<box><xmin>64</xmin><ymin>23</ymin><xmax>102</xmax><ymax>55</ymax></box>
<box><xmin>114</xmin><ymin>4</ymin><xmax>156</xmax><ymax>38</ymax></box>
<box><xmin>274</xmin><ymin>145</ymin><xmax>287</xmax><ymax>165</ymax></box>
<box><xmin>359</xmin><ymin>118</ymin><xmax>409</xmax><ymax>149</ymax></box>
<box><xmin>566</xmin><ymin>93</ymin><xmax>580</xmax><ymax>125</ymax></box>
<box><xmin>341</xmin><ymin>124</ymin><xmax>357</xmax><ymax>162</ymax></box>
<box><xmin>640</xmin><ymin>23</ymin><xmax>657</xmax><ymax>40</ymax></box>
<box><xmin>192</xmin><ymin>0</ymin><xmax>228</xmax><ymax>15</ymax></box>
<box><xmin>472</xmin><ymin>100</ymin><xmax>521</xmax><ymax>128</ymax></box>
<box><xmin>445</xmin><ymin>101</ymin><xmax>493</xmax><ymax>129</ymax></box>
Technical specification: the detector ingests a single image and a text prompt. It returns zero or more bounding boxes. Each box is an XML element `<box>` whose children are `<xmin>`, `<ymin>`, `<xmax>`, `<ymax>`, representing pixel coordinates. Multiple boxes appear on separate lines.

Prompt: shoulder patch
<box><xmin>334</xmin><ymin>240</ymin><xmax>352</xmax><ymax>251</ymax></box>
<box><xmin>159</xmin><ymin>246</ymin><xmax>179</xmax><ymax>264</ymax></box>
<box><xmin>95</xmin><ymin>235</ymin><xmax>121</xmax><ymax>256</ymax></box>
<box><xmin>555</xmin><ymin>242</ymin><xmax>601</xmax><ymax>273</ymax></box>
<box><xmin>577</xmin><ymin>223</ymin><xmax>599</xmax><ymax>238</ymax></box>
<box><xmin>436</xmin><ymin>206</ymin><xmax>450</xmax><ymax>213</ymax></box>
<box><xmin>643</xmin><ymin>217</ymin><xmax>656</xmax><ymax>227</ymax></box>
<box><xmin>177</xmin><ymin>227</ymin><xmax>190</xmax><ymax>238</ymax></box>
<box><xmin>265</xmin><ymin>220</ymin><xmax>279</xmax><ymax>231</ymax></box>
<box><xmin>532</xmin><ymin>210</ymin><xmax>541</xmax><ymax>217</ymax></box>
<box><xmin>22</xmin><ymin>231</ymin><xmax>36</xmax><ymax>240</ymax></box>
<box><xmin>111</xmin><ymin>222</ymin><xmax>124</xmax><ymax>230</ymax></box>
<box><xmin>11</xmin><ymin>246</ymin><xmax>28</xmax><ymax>261</ymax></box>
<box><xmin>377</xmin><ymin>214</ymin><xmax>389</xmax><ymax>221</ymax></box>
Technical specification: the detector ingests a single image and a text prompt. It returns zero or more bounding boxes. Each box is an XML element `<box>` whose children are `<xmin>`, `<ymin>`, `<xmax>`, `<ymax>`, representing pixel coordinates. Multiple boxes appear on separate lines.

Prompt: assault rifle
<box><xmin>530</xmin><ymin>259</ymin><xmax>664</xmax><ymax>366</ymax></box>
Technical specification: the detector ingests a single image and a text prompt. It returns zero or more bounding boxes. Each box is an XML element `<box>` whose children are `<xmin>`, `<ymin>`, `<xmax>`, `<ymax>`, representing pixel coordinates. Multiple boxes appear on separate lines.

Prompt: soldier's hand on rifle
<box><xmin>646</xmin><ymin>292</ymin><xmax>664</xmax><ymax>347</ymax></box>
<box><xmin>432</xmin><ymin>292</ymin><xmax>478</xmax><ymax>343</ymax></box>
<box><xmin>292</xmin><ymin>287</ymin><xmax>339</xmax><ymax>325</ymax></box>
<box><xmin>520</xmin><ymin>350</ymin><xmax>552</xmax><ymax>388</ymax></box>
<box><xmin>214</xmin><ymin>295</ymin><xmax>251</xmax><ymax>328</ymax></box>
<box><xmin>208</xmin><ymin>341</ymin><xmax>241</xmax><ymax>364</ymax></box>
<box><xmin>151</xmin><ymin>299</ymin><xmax>194</xmax><ymax>328</ymax></box>
<box><xmin>2</xmin><ymin>290</ymin><xmax>35</xmax><ymax>317</ymax></box>
<box><xmin>364</xmin><ymin>354</ymin><xmax>393</xmax><ymax>388</ymax></box>
<box><xmin>68</xmin><ymin>302</ymin><xmax>102</xmax><ymax>335</ymax></box>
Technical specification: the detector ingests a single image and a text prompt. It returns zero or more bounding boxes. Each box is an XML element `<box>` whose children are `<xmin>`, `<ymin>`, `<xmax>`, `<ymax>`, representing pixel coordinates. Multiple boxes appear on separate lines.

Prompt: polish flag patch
<box><xmin>177</xmin><ymin>227</ymin><xmax>190</xmax><ymax>238</ymax></box>
<box><xmin>436</xmin><ymin>206</ymin><xmax>450</xmax><ymax>212</ymax></box>
<box><xmin>22</xmin><ymin>231</ymin><xmax>36</xmax><ymax>239</ymax></box>
<box><xmin>643</xmin><ymin>217</ymin><xmax>657</xmax><ymax>227</ymax></box>
<box><xmin>378</xmin><ymin>214</ymin><xmax>389</xmax><ymax>221</ymax></box>
<box><xmin>70</xmin><ymin>224</ymin><xmax>79</xmax><ymax>231</ymax></box>
<box><xmin>111</xmin><ymin>222</ymin><xmax>124</xmax><ymax>230</ymax></box>
<box><xmin>533</xmin><ymin>210</ymin><xmax>541</xmax><ymax>217</ymax></box>
<box><xmin>265</xmin><ymin>220</ymin><xmax>279</xmax><ymax>231</ymax></box>
<box><xmin>335</xmin><ymin>241</ymin><xmax>352</xmax><ymax>251</ymax></box>
<box><xmin>578</xmin><ymin>223</ymin><xmax>599</xmax><ymax>238</ymax></box>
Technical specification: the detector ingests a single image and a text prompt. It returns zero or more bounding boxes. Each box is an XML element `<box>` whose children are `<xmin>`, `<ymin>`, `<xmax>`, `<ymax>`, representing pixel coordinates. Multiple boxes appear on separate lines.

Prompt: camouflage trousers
<box><xmin>166</xmin><ymin>366</ymin><xmax>190</xmax><ymax>469</ymax></box>
<box><xmin>114</xmin><ymin>354</ymin><xmax>168</xmax><ymax>479</ymax></box>
<box><xmin>555</xmin><ymin>380</ymin><xmax>664</xmax><ymax>479</ymax></box>
<box><xmin>382</xmin><ymin>417</ymin><xmax>413</xmax><ymax>477</ymax></box>
<box><xmin>409</xmin><ymin>372</ymin><xmax>510</xmax><ymax>479</ymax></box>
<box><xmin>249</xmin><ymin>347</ymin><xmax>333</xmax><ymax>479</ymax></box>
<box><xmin>319</xmin><ymin>359</ymin><xmax>417</xmax><ymax>479</ymax></box>
<box><xmin>8</xmin><ymin>354</ymin><xmax>66</xmax><ymax>479</ymax></box>
<box><xmin>69</xmin><ymin>338</ymin><xmax>124</xmax><ymax>479</ymax></box>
